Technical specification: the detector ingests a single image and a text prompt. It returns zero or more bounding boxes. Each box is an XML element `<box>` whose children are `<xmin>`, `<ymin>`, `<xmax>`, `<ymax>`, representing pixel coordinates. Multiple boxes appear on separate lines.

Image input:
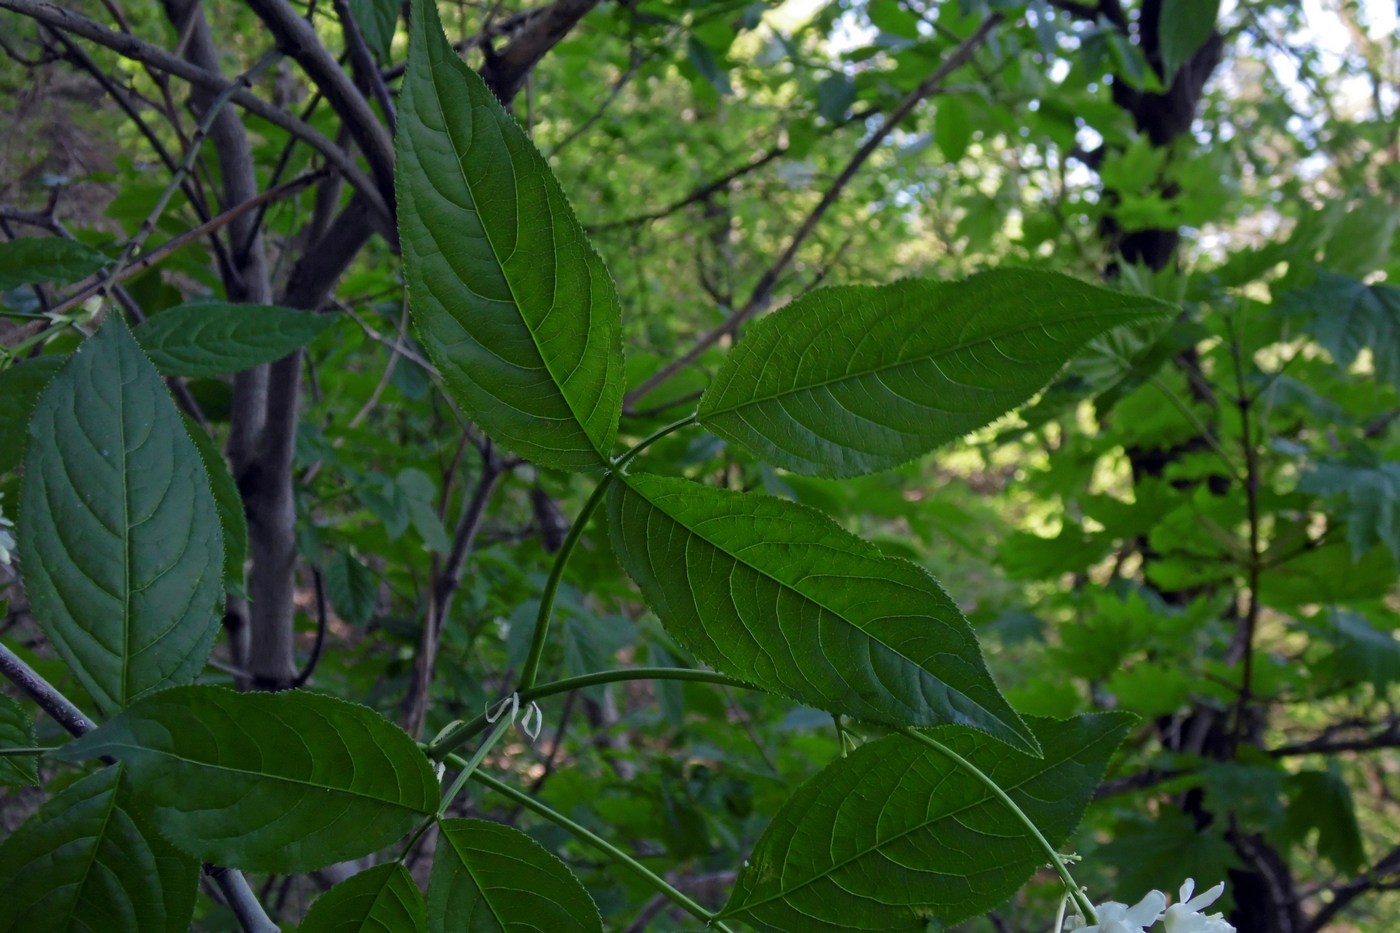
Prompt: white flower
<box><xmin>1163</xmin><ymin>879</ymin><xmax>1235</xmax><ymax>933</ymax></box>
<box><xmin>1072</xmin><ymin>890</ymin><xmax>1166</xmax><ymax>933</ymax></box>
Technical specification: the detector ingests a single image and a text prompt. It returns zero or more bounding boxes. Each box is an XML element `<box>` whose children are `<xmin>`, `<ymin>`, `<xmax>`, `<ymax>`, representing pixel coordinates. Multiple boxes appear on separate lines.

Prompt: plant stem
<box><xmin>900</xmin><ymin>728</ymin><xmax>1097</xmax><ymax>924</ymax></box>
<box><xmin>466</xmin><ymin>767</ymin><xmax>735</xmax><ymax>932</ymax></box>
<box><xmin>427</xmin><ymin>667</ymin><xmax>754</xmax><ymax>760</ymax></box>
<box><xmin>439</xmin><ymin>713</ymin><xmax>514</xmax><ymax>816</ymax></box>
<box><xmin>611</xmin><ymin>413</ymin><xmax>698</xmax><ymax>470</ymax></box>
<box><xmin>518</xmin><ymin>473</ymin><xmax>615</xmax><ymax>691</ymax></box>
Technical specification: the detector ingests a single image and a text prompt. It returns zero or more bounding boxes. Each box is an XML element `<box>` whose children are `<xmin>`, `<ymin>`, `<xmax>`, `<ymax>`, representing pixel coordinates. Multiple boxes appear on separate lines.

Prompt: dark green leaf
<box><xmin>719</xmin><ymin>714</ymin><xmax>1134</xmax><ymax>931</ymax></box>
<box><xmin>427</xmin><ymin>819</ymin><xmax>602</xmax><ymax>933</ymax></box>
<box><xmin>0</xmin><ymin>767</ymin><xmax>198</xmax><ymax>933</ymax></box>
<box><xmin>18</xmin><ymin>314</ymin><xmax>222</xmax><ymax>715</ymax></box>
<box><xmin>0</xmin><ymin>237</ymin><xmax>107</xmax><ymax>291</ymax></box>
<box><xmin>1278</xmin><ymin>272</ymin><xmax>1400</xmax><ymax>390</ymax></box>
<box><xmin>0</xmin><ymin>693</ymin><xmax>38</xmax><ymax>786</ymax></box>
<box><xmin>687</xmin><ymin>37</ymin><xmax>733</xmax><ymax>96</ymax></box>
<box><xmin>697</xmin><ymin>271</ymin><xmax>1172</xmax><ymax>477</ymax></box>
<box><xmin>349</xmin><ymin>0</ymin><xmax>399</xmax><ymax>62</ymax></box>
<box><xmin>816</xmin><ymin>73</ymin><xmax>855</xmax><ymax>122</ymax></box>
<box><xmin>54</xmin><ymin>686</ymin><xmax>438</xmax><ymax>873</ymax></box>
<box><xmin>609</xmin><ymin>473</ymin><xmax>1037</xmax><ymax>753</ymax></box>
<box><xmin>302</xmin><ymin>863</ymin><xmax>427</xmax><ymax>933</ymax></box>
<box><xmin>0</xmin><ymin>356</ymin><xmax>64</xmax><ymax>474</ymax></box>
<box><xmin>1284</xmin><ymin>768</ymin><xmax>1366</xmax><ymax>872</ymax></box>
<box><xmin>1311</xmin><ymin>610</ymin><xmax>1400</xmax><ymax>690</ymax></box>
<box><xmin>398</xmin><ymin>468</ymin><xmax>451</xmax><ymax>553</ymax></box>
<box><xmin>184</xmin><ymin>417</ymin><xmax>248</xmax><ymax>598</ymax></box>
<box><xmin>1299</xmin><ymin>459</ymin><xmax>1400</xmax><ymax>562</ymax></box>
<box><xmin>1158</xmin><ymin>0</ymin><xmax>1219</xmax><ymax>82</ymax></box>
<box><xmin>1100</xmin><ymin>811</ymin><xmax>1241</xmax><ymax>915</ymax></box>
<box><xmin>396</xmin><ymin>0</ymin><xmax>624</xmax><ymax>472</ymax></box>
<box><xmin>325</xmin><ymin>550</ymin><xmax>379</xmax><ymax>626</ymax></box>
<box><xmin>133</xmin><ymin>302</ymin><xmax>337</xmax><ymax>377</ymax></box>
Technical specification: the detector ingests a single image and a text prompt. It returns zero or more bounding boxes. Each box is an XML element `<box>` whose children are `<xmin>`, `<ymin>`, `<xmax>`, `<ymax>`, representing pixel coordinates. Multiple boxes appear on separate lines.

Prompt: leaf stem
<box><xmin>611</xmin><ymin>413</ymin><xmax>699</xmax><ymax>470</ymax></box>
<box><xmin>0</xmin><ymin>746</ymin><xmax>55</xmax><ymax>757</ymax></box>
<box><xmin>518</xmin><ymin>473</ymin><xmax>615</xmax><ymax>692</ymax></box>
<box><xmin>466</xmin><ymin>767</ymin><xmax>735</xmax><ymax>931</ymax></box>
<box><xmin>427</xmin><ymin>667</ymin><xmax>755</xmax><ymax>759</ymax></box>
<box><xmin>439</xmin><ymin>712</ymin><xmax>514</xmax><ymax>816</ymax></box>
<box><xmin>899</xmin><ymin>728</ymin><xmax>1097</xmax><ymax>924</ymax></box>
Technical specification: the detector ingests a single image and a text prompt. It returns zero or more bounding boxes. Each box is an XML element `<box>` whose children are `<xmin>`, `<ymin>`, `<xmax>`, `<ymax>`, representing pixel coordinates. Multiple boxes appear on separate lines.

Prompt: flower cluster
<box><xmin>1068</xmin><ymin>879</ymin><xmax>1235</xmax><ymax>933</ymax></box>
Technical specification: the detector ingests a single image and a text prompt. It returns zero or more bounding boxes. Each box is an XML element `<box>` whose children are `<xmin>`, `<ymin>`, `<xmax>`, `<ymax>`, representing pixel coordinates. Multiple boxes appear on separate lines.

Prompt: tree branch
<box><xmin>624</xmin><ymin>14</ymin><xmax>1003</xmax><ymax>410</ymax></box>
<box><xmin>479</xmin><ymin>0</ymin><xmax>600</xmax><ymax>103</ymax></box>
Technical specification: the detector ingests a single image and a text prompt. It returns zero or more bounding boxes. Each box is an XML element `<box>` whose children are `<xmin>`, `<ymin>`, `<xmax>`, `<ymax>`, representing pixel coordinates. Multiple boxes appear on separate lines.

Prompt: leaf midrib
<box><xmin>702</xmin><ymin>306</ymin><xmax>1153</xmax><ymax>420</ymax></box>
<box><xmin>723</xmin><ymin>731</ymin><xmax>1107</xmax><ymax>918</ymax></box>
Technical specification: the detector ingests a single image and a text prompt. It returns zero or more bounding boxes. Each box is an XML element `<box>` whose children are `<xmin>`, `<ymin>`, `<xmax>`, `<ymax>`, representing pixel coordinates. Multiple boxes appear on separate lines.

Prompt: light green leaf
<box><xmin>1158</xmin><ymin>0</ymin><xmax>1219</xmax><ymax>82</ymax></box>
<box><xmin>183</xmin><ymin>417</ymin><xmax>248</xmax><ymax>598</ymax></box>
<box><xmin>427</xmin><ymin>819</ymin><xmax>601</xmax><ymax>933</ymax></box>
<box><xmin>0</xmin><ymin>237</ymin><xmax>108</xmax><ymax>291</ymax></box>
<box><xmin>609</xmin><ymin>473</ymin><xmax>1037</xmax><ymax>753</ymax></box>
<box><xmin>0</xmin><ymin>356</ymin><xmax>64</xmax><ymax>474</ymax></box>
<box><xmin>302</xmin><ymin>863</ymin><xmax>427</xmax><ymax>933</ymax></box>
<box><xmin>0</xmin><ymin>693</ymin><xmax>38</xmax><ymax>786</ymax></box>
<box><xmin>18</xmin><ymin>314</ymin><xmax>222</xmax><ymax>715</ymax></box>
<box><xmin>396</xmin><ymin>0</ymin><xmax>623</xmax><ymax>473</ymax></box>
<box><xmin>0</xmin><ymin>767</ymin><xmax>198</xmax><ymax>933</ymax></box>
<box><xmin>54</xmin><ymin>686</ymin><xmax>439</xmax><ymax>873</ymax></box>
<box><xmin>132</xmin><ymin>302</ymin><xmax>337</xmax><ymax>377</ymax></box>
<box><xmin>719</xmin><ymin>714</ymin><xmax>1134</xmax><ymax>931</ymax></box>
<box><xmin>697</xmin><ymin>271</ymin><xmax>1172</xmax><ymax>477</ymax></box>
<box><xmin>349</xmin><ymin>0</ymin><xmax>399</xmax><ymax>62</ymax></box>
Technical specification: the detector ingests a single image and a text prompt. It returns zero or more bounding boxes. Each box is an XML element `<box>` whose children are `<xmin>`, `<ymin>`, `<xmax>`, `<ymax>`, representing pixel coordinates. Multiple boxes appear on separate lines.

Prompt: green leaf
<box><xmin>816</xmin><ymin>73</ymin><xmax>855</xmax><ymax>122</ymax></box>
<box><xmin>719</xmin><ymin>714</ymin><xmax>1134</xmax><ymax>931</ymax></box>
<box><xmin>396</xmin><ymin>0</ymin><xmax>624</xmax><ymax>473</ymax></box>
<box><xmin>0</xmin><ymin>693</ymin><xmax>38</xmax><ymax>786</ymax></box>
<box><xmin>1284</xmin><ymin>768</ymin><xmax>1366</xmax><ymax>872</ymax></box>
<box><xmin>1100</xmin><ymin>811</ymin><xmax>1241</xmax><ymax>915</ymax></box>
<box><xmin>609</xmin><ymin>473</ymin><xmax>1037</xmax><ymax>753</ymax></box>
<box><xmin>697</xmin><ymin>271</ymin><xmax>1171</xmax><ymax>477</ymax></box>
<box><xmin>0</xmin><ymin>767</ymin><xmax>198</xmax><ymax>933</ymax></box>
<box><xmin>0</xmin><ymin>237</ymin><xmax>108</xmax><ymax>291</ymax></box>
<box><xmin>325</xmin><ymin>549</ymin><xmax>379</xmax><ymax>626</ymax></box>
<box><xmin>302</xmin><ymin>863</ymin><xmax>427</xmax><ymax>933</ymax></box>
<box><xmin>1299</xmin><ymin>459</ymin><xmax>1400</xmax><ymax>563</ymax></box>
<box><xmin>1278</xmin><ymin>272</ymin><xmax>1400</xmax><ymax>390</ymax></box>
<box><xmin>0</xmin><ymin>356</ymin><xmax>64</xmax><ymax>474</ymax></box>
<box><xmin>18</xmin><ymin>314</ymin><xmax>222</xmax><ymax>715</ymax></box>
<box><xmin>427</xmin><ymin>819</ymin><xmax>602</xmax><ymax>933</ymax></box>
<box><xmin>1158</xmin><ymin>0</ymin><xmax>1219</xmax><ymax>83</ymax></box>
<box><xmin>349</xmin><ymin>0</ymin><xmax>399</xmax><ymax>62</ymax></box>
<box><xmin>54</xmin><ymin>686</ymin><xmax>439</xmax><ymax>873</ymax></box>
<box><xmin>184</xmin><ymin>417</ymin><xmax>248</xmax><ymax>598</ymax></box>
<box><xmin>687</xmin><ymin>36</ymin><xmax>733</xmax><ymax>96</ymax></box>
<box><xmin>397</xmin><ymin>468</ymin><xmax>451</xmax><ymax>553</ymax></box>
<box><xmin>132</xmin><ymin>302</ymin><xmax>337</xmax><ymax>377</ymax></box>
<box><xmin>1310</xmin><ymin>610</ymin><xmax>1400</xmax><ymax>690</ymax></box>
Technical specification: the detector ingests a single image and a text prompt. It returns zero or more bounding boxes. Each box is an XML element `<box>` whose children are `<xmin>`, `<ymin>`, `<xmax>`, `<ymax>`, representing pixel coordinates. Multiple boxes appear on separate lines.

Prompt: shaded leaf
<box><xmin>184</xmin><ymin>417</ymin><xmax>248</xmax><ymax>598</ymax></box>
<box><xmin>609</xmin><ymin>473</ymin><xmax>1036</xmax><ymax>753</ymax></box>
<box><xmin>54</xmin><ymin>686</ymin><xmax>438</xmax><ymax>873</ymax></box>
<box><xmin>1284</xmin><ymin>768</ymin><xmax>1366</xmax><ymax>873</ymax></box>
<box><xmin>302</xmin><ymin>862</ymin><xmax>427</xmax><ymax>933</ymax></box>
<box><xmin>0</xmin><ymin>237</ymin><xmax>107</xmax><ymax>291</ymax></box>
<box><xmin>349</xmin><ymin>0</ymin><xmax>399</xmax><ymax>62</ymax></box>
<box><xmin>0</xmin><ymin>767</ymin><xmax>197</xmax><ymax>933</ymax></box>
<box><xmin>396</xmin><ymin>0</ymin><xmax>623</xmax><ymax>472</ymax></box>
<box><xmin>1310</xmin><ymin>610</ymin><xmax>1400</xmax><ymax>690</ymax></box>
<box><xmin>1299</xmin><ymin>458</ymin><xmax>1400</xmax><ymax>563</ymax></box>
<box><xmin>719</xmin><ymin>714</ymin><xmax>1134</xmax><ymax>931</ymax></box>
<box><xmin>133</xmin><ymin>302</ymin><xmax>337</xmax><ymax>377</ymax></box>
<box><xmin>325</xmin><ymin>550</ymin><xmax>379</xmax><ymax>626</ymax></box>
<box><xmin>1100</xmin><ymin>811</ymin><xmax>1241</xmax><ymax>915</ymax></box>
<box><xmin>18</xmin><ymin>314</ymin><xmax>222</xmax><ymax>715</ymax></box>
<box><xmin>1278</xmin><ymin>272</ymin><xmax>1400</xmax><ymax>390</ymax></box>
<box><xmin>0</xmin><ymin>693</ymin><xmax>38</xmax><ymax>786</ymax></box>
<box><xmin>697</xmin><ymin>271</ymin><xmax>1171</xmax><ymax>477</ymax></box>
<box><xmin>1158</xmin><ymin>0</ymin><xmax>1220</xmax><ymax>82</ymax></box>
<box><xmin>427</xmin><ymin>819</ymin><xmax>601</xmax><ymax>933</ymax></box>
<box><xmin>0</xmin><ymin>356</ymin><xmax>64</xmax><ymax>474</ymax></box>
<box><xmin>816</xmin><ymin>73</ymin><xmax>855</xmax><ymax>122</ymax></box>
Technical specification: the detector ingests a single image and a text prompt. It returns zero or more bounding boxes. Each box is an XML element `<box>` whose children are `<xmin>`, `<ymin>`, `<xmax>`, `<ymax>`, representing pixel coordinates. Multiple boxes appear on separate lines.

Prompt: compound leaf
<box><xmin>396</xmin><ymin>0</ymin><xmax>623</xmax><ymax>472</ymax></box>
<box><xmin>54</xmin><ymin>686</ymin><xmax>438</xmax><ymax>873</ymax></box>
<box><xmin>18</xmin><ymin>314</ymin><xmax>222</xmax><ymax>715</ymax></box>
<box><xmin>720</xmin><ymin>714</ymin><xmax>1133</xmax><ymax>931</ymax></box>
<box><xmin>427</xmin><ymin>819</ymin><xmax>601</xmax><ymax>933</ymax></box>
<box><xmin>0</xmin><ymin>767</ymin><xmax>198</xmax><ymax>933</ymax></box>
<box><xmin>698</xmin><ymin>271</ymin><xmax>1171</xmax><ymax>477</ymax></box>
<box><xmin>609</xmin><ymin>473</ymin><xmax>1036</xmax><ymax>753</ymax></box>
